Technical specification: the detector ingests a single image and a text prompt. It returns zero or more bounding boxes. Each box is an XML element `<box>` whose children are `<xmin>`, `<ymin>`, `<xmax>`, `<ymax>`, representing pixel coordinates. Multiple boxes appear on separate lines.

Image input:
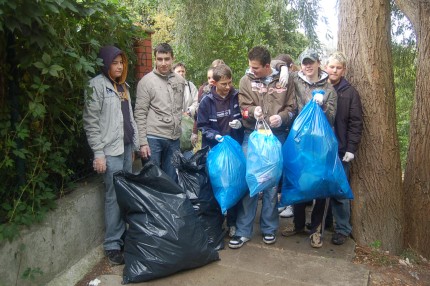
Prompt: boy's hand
<box><xmin>279</xmin><ymin>66</ymin><xmax>289</xmax><ymax>88</ymax></box>
<box><xmin>254</xmin><ymin>106</ymin><xmax>263</xmax><ymax>120</ymax></box>
<box><xmin>269</xmin><ymin>115</ymin><xmax>282</xmax><ymax>128</ymax></box>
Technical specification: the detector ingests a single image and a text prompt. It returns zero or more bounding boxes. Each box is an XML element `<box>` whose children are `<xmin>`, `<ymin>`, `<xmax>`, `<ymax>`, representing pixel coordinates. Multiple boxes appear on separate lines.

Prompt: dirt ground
<box><xmin>76</xmin><ymin>244</ymin><xmax>430</xmax><ymax>286</ymax></box>
<box><xmin>353</xmin><ymin>245</ymin><xmax>430</xmax><ymax>286</ymax></box>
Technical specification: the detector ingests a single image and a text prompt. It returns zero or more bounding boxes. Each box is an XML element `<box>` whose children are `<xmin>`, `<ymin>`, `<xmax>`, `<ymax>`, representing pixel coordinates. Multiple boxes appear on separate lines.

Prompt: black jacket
<box><xmin>333</xmin><ymin>77</ymin><xmax>363</xmax><ymax>157</ymax></box>
<box><xmin>197</xmin><ymin>87</ymin><xmax>244</xmax><ymax>148</ymax></box>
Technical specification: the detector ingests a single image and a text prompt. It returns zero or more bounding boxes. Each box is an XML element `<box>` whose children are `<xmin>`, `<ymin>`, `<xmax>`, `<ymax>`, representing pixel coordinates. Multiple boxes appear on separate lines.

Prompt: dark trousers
<box><xmin>293</xmin><ymin>198</ymin><xmax>326</xmax><ymax>234</ymax></box>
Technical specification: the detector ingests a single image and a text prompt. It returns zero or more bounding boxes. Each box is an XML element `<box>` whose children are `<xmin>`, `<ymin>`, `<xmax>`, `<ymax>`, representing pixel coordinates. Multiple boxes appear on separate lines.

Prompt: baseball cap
<box><xmin>299</xmin><ymin>49</ymin><xmax>320</xmax><ymax>63</ymax></box>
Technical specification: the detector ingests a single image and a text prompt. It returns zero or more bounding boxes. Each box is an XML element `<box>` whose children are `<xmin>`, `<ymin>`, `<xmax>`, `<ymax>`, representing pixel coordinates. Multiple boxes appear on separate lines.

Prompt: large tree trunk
<box><xmin>338</xmin><ymin>0</ymin><xmax>404</xmax><ymax>254</ymax></box>
<box><xmin>395</xmin><ymin>0</ymin><xmax>430</xmax><ymax>259</ymax></box>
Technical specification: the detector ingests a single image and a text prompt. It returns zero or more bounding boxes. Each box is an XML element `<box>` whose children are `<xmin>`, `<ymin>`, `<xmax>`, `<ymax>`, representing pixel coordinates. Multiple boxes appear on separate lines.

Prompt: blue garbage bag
<box><xmin>246</xmin><ymin>120</ymin><xmax>283</xmax><ymax>197</ymax></box>
<box><xmin>207</xmin><ymin>135</ymin><xmax>247</xmax><ymax>214</ymax></box>
<box><xmin>280</xmin><ymin>100</ymin><xmax>353</xmax><ymax>206</ymax></box>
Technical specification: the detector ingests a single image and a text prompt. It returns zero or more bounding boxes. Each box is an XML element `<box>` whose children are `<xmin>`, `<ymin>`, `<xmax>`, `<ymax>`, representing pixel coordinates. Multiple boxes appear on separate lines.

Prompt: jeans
<box><xmin>146</xmin><ymin>137</ymin><xmax>180</xmax><ymax>182</ymax></box>
<box><xmin>103</xmin><ymin>143</ymin><xmax>132</xmax><ymax>251</ymax></box>
<box><xmin>235</xmin><ymin>132</ymin><xmax>286</xmax><ymax>238</ymax></box>
<box><xmin>331</xmin><ymin>161</ymin><xmax>352</xmax><ymax>236</ymax></box>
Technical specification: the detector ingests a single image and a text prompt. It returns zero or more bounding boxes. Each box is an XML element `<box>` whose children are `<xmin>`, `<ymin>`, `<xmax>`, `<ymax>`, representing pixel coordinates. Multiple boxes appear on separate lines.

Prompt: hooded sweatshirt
<box><xmin>98</xmin><ymin>46</ymin><xmax>133</xmax><ymax>144</ymax></box>
<box><xmin>83</xmin><ymin>46</ymin><xmax>139</xmax><ymax>157</ymax></box>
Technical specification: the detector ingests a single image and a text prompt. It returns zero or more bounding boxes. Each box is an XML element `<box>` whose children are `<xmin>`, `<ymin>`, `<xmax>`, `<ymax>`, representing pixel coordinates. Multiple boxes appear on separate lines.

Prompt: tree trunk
<box><xmin>395</xmin><ymin>0</ymin><xmax>430</xmax><ymax>259</ymax></box>
<box><xmin>338</xmin><ymin>0</ymin><xmax>404</xmax><ymax>254</ymax></box>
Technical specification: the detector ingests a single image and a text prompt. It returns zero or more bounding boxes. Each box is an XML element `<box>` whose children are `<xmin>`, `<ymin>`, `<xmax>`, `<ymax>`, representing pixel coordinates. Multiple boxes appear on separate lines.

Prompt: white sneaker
<box><xmin>279</xmin><ymin>205</ymin><xmax>293</xmax><ymax>218</ymax></box>
<box><xmin>278</xmin><ymin>206</ymin><xmax>286</xmax><ymax>213</ymax></box>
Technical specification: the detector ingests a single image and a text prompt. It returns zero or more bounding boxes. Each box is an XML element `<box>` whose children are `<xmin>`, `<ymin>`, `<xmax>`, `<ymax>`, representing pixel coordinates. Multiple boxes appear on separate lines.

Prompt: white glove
<box><xmin>269</xmin><ymin>115</ymin><xmax>282</xmax><ymax>128</ymax></box>
<box><xmin>215</xmin><ymin>134</ymin><xmax>224</xmax><ymax>142</ymax></box>
<box><xmin>342</xmin><ymin>152</ymin><xmax>355</xmax><ymax>162</ymax></box>
<box><xmin>313</xmin><ymin>92</ymin><xmax>324</xmax><ymax>105</ymax></box>
<box><xmin>229</xmin><ymin>119</ymin><xmax>242</xmax><ymax>129</ymax></box>
<box><xmin>279</xmin><ymin>66</ymin><xmax>289</xmax><ymax>88</ymax></box>
<box><xmin>254</xmin><ymin>106</ymin><xmax>263</xmax><ymax>120</ymax></box>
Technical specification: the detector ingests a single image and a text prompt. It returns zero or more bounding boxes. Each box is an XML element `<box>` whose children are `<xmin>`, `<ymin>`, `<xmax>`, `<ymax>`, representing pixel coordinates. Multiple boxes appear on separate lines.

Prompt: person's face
<box><xmin>109</xmin><ymin>55</ymin><xmax>124</xmax><ymax>79</ymax></box>
<box><xmin>174</xmin><ymin>66</ymin><xmax>186</xmax><ymax>78</ymax></box>
<box><xmin>155</xmin><ymin>52</ymin><xmax>173</xmax><ymax>75</ymax></box>
<box><xmin>325</xmin><ymin>59</ymin><xmax>345</xmax><ymax>85</ymax></box>
<box><xmin>214</xmin><ymin>77</ymin><xmax>233</xmax><ymax>97</ymax></box>
<box><xmin>207</xmin><ymin>70</ymin><xmax>215</xmax><ymax>86</ymax></box>
<box><xmin>301</xmin><ymin>59</ymin><xmax>320</xmax><ymax>78</ymax></box>
<box><xmin>248</xmin><ymin>60</ymin><xmax>271</xmax><ymax>79</ymax></box>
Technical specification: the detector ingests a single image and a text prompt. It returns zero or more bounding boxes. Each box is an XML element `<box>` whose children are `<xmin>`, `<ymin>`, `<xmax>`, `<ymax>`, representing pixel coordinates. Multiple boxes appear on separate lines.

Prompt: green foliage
<box><xmin>390</xmin><ymin>1</ymin><xmax>416</xmax><ymax>170</ymax></box>
<box><xmin>156</xmin><ymin>0</ymin><xmax>308</xmax><ymax>86</ymax></box>
<box><xmin>0</xmin><ymin>0</ymin><xmax>147</xmax><ymax>241</ymax></box>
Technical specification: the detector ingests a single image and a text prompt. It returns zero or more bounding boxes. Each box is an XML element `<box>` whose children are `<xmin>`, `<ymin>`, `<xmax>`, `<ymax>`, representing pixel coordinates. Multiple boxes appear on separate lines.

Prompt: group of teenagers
<box><xmin>83</xmin><ymin>42</ymin><xmax>363</xmax><ymax>265</ymax></box>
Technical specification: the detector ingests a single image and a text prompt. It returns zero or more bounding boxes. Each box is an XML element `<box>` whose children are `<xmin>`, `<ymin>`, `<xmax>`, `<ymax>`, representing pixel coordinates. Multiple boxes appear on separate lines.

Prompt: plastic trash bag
<box><xmin>172</xmin><ymin>147</ymin><xmax>226</xmax><ymax>250</ymax></box>
<box><xmin>246</xmin><ymin>120</ymin><xmax>283</xmax><ymax>197</ymax></box>
<box><xmin>180</xmin><ymin>114</ymin><xmax>194</xmax><ymax>152</ymax></box>
<box><xmin>280</xmin><ymin>100</ymin><xmax>353</xmax><ymax>206</ymax></box>
<box><xmin>113</xmin><ymin>162</ymin><xmax>219</xmax><ymax>283</ymax></box>
<box><xmin>207</xmin><ymin>135</ymin><xmax>247</xmax><ymax>214</ymax></box>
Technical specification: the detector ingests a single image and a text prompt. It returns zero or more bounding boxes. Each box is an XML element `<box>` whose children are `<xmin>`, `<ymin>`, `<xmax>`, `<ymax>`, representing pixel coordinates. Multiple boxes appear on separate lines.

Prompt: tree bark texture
<box><xmin>338</xmin><ymin>0</ymin><xmax>404</xmax><ymax>254</ymax></box>
<box><xmin>396</xmin><ymin>0</ymin><xmax>430</xmax><ymax>259</ymax></box>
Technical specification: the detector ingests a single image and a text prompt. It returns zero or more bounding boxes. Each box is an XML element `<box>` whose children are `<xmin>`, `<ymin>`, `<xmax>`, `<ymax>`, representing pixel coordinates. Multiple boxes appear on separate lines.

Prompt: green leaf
<box><xmin>42</xmin><ymin>53</ymin><xmax>51</xmax><ymax>65</ymax></box>
<box><xmin>16</xmin><ymin>127</ymin><xmax>30</xmax><ymax>140</ymax></box>
<box><xmin>12</xmin><ymin>149</ymin><xmax>26</xmax><ymax>159</ymax></box>
<box><xmin>34</xmin><ymin>62</ymin><xmax>45</xmax><ymax>69</ymax></box>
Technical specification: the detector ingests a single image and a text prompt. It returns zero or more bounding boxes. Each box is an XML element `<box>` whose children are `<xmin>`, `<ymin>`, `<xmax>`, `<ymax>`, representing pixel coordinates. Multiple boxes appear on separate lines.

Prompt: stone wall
<box><xmin>0</xmin><ymin>176</ymin><xmax>105</xmax><ymax>286</ymax></box>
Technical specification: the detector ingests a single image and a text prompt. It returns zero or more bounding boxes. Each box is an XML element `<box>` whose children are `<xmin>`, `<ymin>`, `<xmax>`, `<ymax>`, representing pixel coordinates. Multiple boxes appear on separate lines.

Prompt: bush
<box><xmin>0</xmin><ymin>0</ymin><xmax>147</xmax><ymax>241</ymax></box>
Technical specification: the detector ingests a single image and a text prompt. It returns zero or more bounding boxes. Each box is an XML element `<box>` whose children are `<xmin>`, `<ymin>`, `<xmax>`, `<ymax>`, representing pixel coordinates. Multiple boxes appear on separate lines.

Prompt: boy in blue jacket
<box><xmin>197</xmin><ymin>64</ymin><xmax>244</xmax><ymax>236</ymax></box>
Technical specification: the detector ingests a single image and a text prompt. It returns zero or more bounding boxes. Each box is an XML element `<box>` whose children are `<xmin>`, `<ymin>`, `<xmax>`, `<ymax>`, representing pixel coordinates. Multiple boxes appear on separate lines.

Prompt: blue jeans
<box><xmin>235</xmin><ymin>132</ymin><xmax>286</xmax><ymax>238</ymax></box>
<box><xmin>103</xmin><ymin>143</ymin><xmax>133</xmax><ymax>251</ymax></box>
<box><xmin>147</xmin><ymin>137</ymin><xmax>180</xmax><ymax>182</ymax></box>
<box><xmin>331</xmin><ymin>161</ymin><xmax>352</xmax><ymax>236</ymax></box>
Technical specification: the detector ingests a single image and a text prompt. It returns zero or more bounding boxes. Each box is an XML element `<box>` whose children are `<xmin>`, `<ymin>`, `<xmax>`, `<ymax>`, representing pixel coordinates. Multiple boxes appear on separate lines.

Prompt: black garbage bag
<box><xmin>172</xmin><ymin>147</ymin><xmax>226</xmax><ymax>250</ymax></box>
<box><xmin>114</xmin><ymin>162</ymin><xmax>219</xmax><ymax>284</ymax></box>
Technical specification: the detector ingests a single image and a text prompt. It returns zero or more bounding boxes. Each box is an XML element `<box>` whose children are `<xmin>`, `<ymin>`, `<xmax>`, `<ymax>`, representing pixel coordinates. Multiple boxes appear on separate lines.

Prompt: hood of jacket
<box><xmin>245</xmin><ymin>67</ymin><xmax>279</xmax><ymax>84</ymax></box>
<box><xmin>297</xmin><ymin>69</ymin><xmax>329</xmax><ymax>87</ymax></box>
<box><xmin>98</xmin><ymin>45</ymin><xmax>128</xmax><ymax>84</ymax></box>
<box><xmin>333</xmin><ymin>77</ymin><xmax>350</xmax><ymax>93</ymax></box>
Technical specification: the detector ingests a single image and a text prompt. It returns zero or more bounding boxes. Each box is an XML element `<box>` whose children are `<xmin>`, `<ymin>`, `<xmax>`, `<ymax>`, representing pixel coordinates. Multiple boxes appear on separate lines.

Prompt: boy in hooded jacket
<box><xmin>83</xmin><ymin>45</ymin><xmax>139</xmax><ymax>265</ymax></box>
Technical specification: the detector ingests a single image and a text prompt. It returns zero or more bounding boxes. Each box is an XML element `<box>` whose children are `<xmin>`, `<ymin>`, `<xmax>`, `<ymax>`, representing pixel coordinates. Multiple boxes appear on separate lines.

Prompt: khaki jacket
<box><xmin>135</xmin><ymin>69</ymin><xmax>186</xmax><ymax>145</ymax></box>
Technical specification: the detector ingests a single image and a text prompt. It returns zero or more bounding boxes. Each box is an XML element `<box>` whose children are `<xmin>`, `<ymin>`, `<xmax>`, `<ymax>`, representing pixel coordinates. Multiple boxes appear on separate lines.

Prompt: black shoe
<box><xmin>105</xmin><ymin>249</ymin><xmax>124</xmax><ymax>265</ymax></box>
<box><xmin>331</xmin><ymin>232</ymin><xmax>348</xmax><ymax>245</ymax></box>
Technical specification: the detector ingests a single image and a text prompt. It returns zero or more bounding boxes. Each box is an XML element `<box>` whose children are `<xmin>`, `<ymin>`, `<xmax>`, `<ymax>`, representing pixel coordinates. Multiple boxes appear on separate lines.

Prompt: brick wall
<box><xmin>134</xmin><ymin>34</ymin><xmax>153</xmax><ymax>81</ymax></box>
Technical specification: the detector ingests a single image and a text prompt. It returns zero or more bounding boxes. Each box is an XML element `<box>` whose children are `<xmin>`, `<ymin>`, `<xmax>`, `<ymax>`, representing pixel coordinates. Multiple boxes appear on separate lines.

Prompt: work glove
<box><xmin>269</xmin><ymin>115</ymin><xmax>282</xmax><ymax>128</ymax></box>
<box><xmin>279</xmin><ymin>66</ymin><xmax>289</xmax><ymax>88</ymax></box>
<box><xmin>215</xmin><ymin>134</ymin><xmax>224</xmax><ymax>142</ymax></box>
<box><xmin>254</xmin><ymin>106</ymin><xmax>263</xmax><ymax>120</ymax></box>
<box><xmin>190</xmin><ymin>133</ymin><xmax>198</xmax><ymax>146</ymax></box>
<box><xmin>313</xmin><ymin>92</ymin><xmax>324</xmax><ymax>105</ymax></box>
<box><xmin>342</xmin><ymin>152</ymin><xmax>355</xmax><ymax>162</ymax></box>
<box><xmin>229</xmin><ymin>119</ymin><xmax>242</xmax><ymax>129</ymax></box>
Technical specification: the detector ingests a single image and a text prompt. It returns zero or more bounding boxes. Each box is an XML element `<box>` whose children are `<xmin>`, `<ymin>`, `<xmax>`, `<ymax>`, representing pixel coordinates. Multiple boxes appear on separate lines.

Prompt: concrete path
<box><xmin>94</xmin><ymin>202</ymin><xmax>369</xmax><ymax>286</ymax></box>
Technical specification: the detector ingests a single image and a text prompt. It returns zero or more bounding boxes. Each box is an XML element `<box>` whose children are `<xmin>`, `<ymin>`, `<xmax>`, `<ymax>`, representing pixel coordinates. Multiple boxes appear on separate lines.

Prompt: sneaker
<box><xmin>228</xmin><ymin>236</ymin><xmax>250</xmax><ymax>249</ymax></box>
<box><xmin>281</xmin><ymin>225</ymin><xmax>305</xmax><ymax>237</ymax></box>
<box><xmin>331</xmin><ymin>232</ymin><xmax>348</xmax><ymax>245</ymax></box>
<box><xmin>105</xmin><ymin>249</ymin><xmax>124</xmax><ymax>265</ymax></box>
<box><xmin>278</xmin><ymin>206</ymin><xmax>286</xmax><ymax>213</ymax></box>
<box><xmin>262</xmin><ymin>233</ymin><xmax>276</xmax><ymax>244</ymax></box>
<box><xmin>228</xmin><ymin>226</ymin><xmax>236</xmax><ymax>238</ymax></box>
<box><xmin>279</xmin><ymin>205</ymin><xmax>293</xmax><ymax>218</ymax></box>
<box><xmin>310</xmin><ymin>232</ymin><xmax>323</xmax><ymax>248</ymax></box>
